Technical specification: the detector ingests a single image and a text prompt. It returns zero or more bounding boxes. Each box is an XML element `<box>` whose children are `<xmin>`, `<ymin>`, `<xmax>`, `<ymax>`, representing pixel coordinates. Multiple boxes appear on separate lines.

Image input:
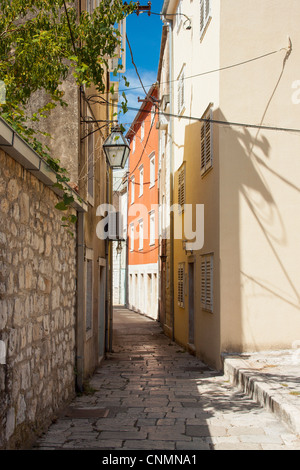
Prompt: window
<box><xmin>131</xmin><ymin>176</ymin><xmax>135</xmax><ymax>204</ymax></box>
<box><xmin>177</xmin><ymin>66</ymin><xmax>185</xmax><ymax>114</ymax></box>
<box><xmin>201</xmin><ymin>254</ymin><xmax>213</xmax><ymax>312</ymax></box>
<box><xmin>178</xmin><ymin>263</ymin><xmax>185</xmax><ymax>308</ymax></box>
<box><xmin>178</xmin><ymin>164</ymin><xmax>185</xmax><ymax>211</ymax></box>
<box><xmin>141</xmin><ymin>121</ymin><xmax>144</xmax><ymax>142</ymax></box>
<box><xmin>139</xmin><ymin>219</ymin><xmax>143</xmax><ymax>251</ymax></box>
<box><xmin>149</xmin><ymin>211</ymin><xmax>155</xmax><ymax>246</ymax></box>
<box><xmin>139</xmin><ymin>166</ymin><xmax>144</xmax><ymax>197</ymax></box>
<box><xmin>149</xmin><ymin>153</ymin><xmax>155</xmax><ymax>187</ymax></box>
<box><xmin>200</xmin><ymin>0</ymin><xmax>211</xmax><ymax>39</ymax></box>
<box><xmin>201</xmin><ymin>107</ymin><xmax>213</xmax><ymax>175</ymax></box>
<box><xmin>130</xmin><ymin>224</ymin><xmax>134</xmax><ymax>251</ymax></box>
<box><xmin>132</xmin><ymin>135</ymin><xmax>136</xmax><ymax>154</ymax></box>
<box><xmin>87</xmin><ymin>119</ymin><xmax>94</xmax><ymax>204</ymax></box>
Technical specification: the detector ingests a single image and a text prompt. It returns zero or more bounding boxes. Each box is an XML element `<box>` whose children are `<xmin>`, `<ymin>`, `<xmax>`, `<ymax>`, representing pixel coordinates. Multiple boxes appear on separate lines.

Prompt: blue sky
<box><xmin>119</xmin><ymin>0</ymin><xmax>165</xmax><ymax>131</ymax></box>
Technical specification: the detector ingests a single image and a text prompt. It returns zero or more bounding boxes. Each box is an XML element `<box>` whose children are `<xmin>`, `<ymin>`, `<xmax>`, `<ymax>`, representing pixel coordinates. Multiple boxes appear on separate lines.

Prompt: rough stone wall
<box><xmin>0</xmin><ymin>149</ymin><xmax>77</xmax><ymax>449</ymax></box>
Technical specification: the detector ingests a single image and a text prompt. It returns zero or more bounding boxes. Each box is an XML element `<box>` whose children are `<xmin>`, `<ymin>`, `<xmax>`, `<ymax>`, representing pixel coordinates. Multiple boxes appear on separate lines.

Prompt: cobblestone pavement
<box><xmin>34</xmin><ymin>307</ymin><xmax>300</xmax><ymax>451</ymax></box>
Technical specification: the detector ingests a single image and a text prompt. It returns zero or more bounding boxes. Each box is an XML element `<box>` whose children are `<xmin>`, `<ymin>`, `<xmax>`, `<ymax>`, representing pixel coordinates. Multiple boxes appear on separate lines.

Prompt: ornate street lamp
<box><xmin>103</xmin><ymin>126</ymin><xmax>130</xmax><ymax>169</ymax></box>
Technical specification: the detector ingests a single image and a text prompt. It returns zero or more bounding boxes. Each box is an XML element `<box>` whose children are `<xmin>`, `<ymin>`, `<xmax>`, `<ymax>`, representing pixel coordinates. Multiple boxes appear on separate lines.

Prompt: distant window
<box><xmin>201</xmin><ymin>254</ymin><xmax>213</xmax><ymax>312</ymax></box>
<box><xmin>130</xmin><ymin>224</ymin><xmax>134</xmax><ymax>251</ymax></box>
<box><xmin>149</xmin><ymin>153</ymin><xmax>155</xmax><ymax>188</ymax></box>
<box><xmin>139</xmin><ymin>219</ymin><xmax>144</xmax><ymax>250</ymax></box>
<box><xmin>132</xmin><ymin>135</ymin><xmax>136</xmax><ymax>154</ymax></box>
<box><xmin>131</xmin><ymin>176</ymin><xmax>135</xmax><ymax>204</ymax></box>
<box><xmin>200</xmin><ymin>0</ymin><xmax>211</xmax><ymax>39</ymax></box>
<box><xmin>139</xmin><ymin>166</ymin><xmax>144</xmax><ymax>197</ymax></box>
<box><xmin>200</xmin><ymin>107</ymin><xmax>213</xmax><ymax>175</ymax></box>
<box><xmin>149</xmin><ymin>211</ymin><xmax>155</xmax><ymax>246</ymax></box>
<box><xmin>141</xmin><ymin>121</ymin><xmax>145</xmax><ymax>142</ymax></box>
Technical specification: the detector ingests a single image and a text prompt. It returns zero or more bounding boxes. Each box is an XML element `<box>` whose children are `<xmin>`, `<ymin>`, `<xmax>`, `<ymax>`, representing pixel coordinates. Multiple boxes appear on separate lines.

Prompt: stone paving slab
<box><xmin>33</xmin><ymin>307</ymin><xmax>300</xmax><ymax>451</ymax></box>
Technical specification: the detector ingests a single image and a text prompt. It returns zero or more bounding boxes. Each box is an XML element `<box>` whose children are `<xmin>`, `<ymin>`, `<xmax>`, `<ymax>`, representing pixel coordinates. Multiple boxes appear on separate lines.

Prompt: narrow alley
<box><xmin>34</xmin><ymin>307</ymin><xmax>300</xmax><ymax>451</ymax></box>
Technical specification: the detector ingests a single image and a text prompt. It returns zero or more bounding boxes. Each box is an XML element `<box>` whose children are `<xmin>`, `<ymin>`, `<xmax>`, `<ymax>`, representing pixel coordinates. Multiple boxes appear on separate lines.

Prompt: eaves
<box><xmin>0</xmin><ymin>117</ymin><xmax>87</xmax><ymax>213</ymax></box>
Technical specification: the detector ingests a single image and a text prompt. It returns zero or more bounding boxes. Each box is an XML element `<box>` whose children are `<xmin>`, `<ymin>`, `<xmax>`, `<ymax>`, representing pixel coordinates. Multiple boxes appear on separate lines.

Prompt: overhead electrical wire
<box><xmin>83</xmin><ymin>101</ymin><xmax>300</xmax><ymax>134</ymax></box>
<box><xmin>118</xmin><ymin>47</ymin><xmax>288</xmax><ymax>93</ymax></box>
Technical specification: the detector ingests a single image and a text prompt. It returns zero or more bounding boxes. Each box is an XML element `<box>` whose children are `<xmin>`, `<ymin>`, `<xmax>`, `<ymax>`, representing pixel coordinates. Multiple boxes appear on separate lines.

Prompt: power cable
<box><xmin>126</xmin><ymin>33</ymin><xmax>149</xmax><ymax>98</ymax></box>
<box><xmin>84</xmin><ymin>101</ymin><xmax>300</xmax><ymax>134</ymax></box>
<box><xmin>118</xmin><ymin>47</ymin><xmax>287</xmax><ymax>93</ymax></box>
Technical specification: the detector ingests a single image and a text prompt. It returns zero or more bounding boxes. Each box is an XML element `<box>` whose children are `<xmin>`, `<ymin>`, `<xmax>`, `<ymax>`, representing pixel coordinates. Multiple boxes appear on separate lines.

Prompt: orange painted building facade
<box><xmin>126</xmin><ymin>84</ymin><xmax>159</xmax><ymax>319</ymax></box>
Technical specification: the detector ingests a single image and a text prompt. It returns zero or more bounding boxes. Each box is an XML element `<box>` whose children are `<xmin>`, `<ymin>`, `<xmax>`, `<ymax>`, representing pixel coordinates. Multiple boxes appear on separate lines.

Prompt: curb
<box><xmin>223</xmin><ymin>356</ymin><xmax>300</xmax><ymax>436</ymax></box>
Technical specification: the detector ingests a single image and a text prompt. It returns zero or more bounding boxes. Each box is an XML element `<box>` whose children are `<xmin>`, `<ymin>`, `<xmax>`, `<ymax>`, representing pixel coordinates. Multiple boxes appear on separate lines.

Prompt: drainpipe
<box><xmin>109</xmin><ymin>167</ymin><xmax>113</xmax><ymax>352</ymax></box>
<box><xmin>125</xmin><ymin>172</ymin><xmax>129</xmax><ymax>307</ymax></box>
<box><xmin>164</xmin><ymin>17</ymin><xmax>175</xmax><ymax>342</ymax></box>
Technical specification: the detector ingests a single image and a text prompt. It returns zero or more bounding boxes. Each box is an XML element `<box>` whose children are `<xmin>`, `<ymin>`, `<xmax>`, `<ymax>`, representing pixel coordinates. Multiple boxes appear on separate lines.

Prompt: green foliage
<box><xmin>0</xmin><ymin>0</ymin><xmax>136</xmax><ymax>230</ymax></box>
<box><xmin>0</xmin><ymin>0</ymin><xmax>135</xmax><ymax>118</ymax></box>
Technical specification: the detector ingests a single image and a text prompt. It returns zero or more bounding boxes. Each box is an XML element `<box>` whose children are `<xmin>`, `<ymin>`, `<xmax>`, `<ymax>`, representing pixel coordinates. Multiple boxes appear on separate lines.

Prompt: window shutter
<box><xmin>178</xmin><ymin>165</ymin><xmax>185</xmax><ymax>212</ymax></box>
<box><xmin>205</xmin><ymin>0</ymin><xmax>210</xmax><ymax>20</ymax></box>
<box><xmin>200</xmin><ymin>108</ymin><xmax>213</xmax><ymax>175</ymax></box>
<box><xmin>200</xmin><ymin>0</ymin><xmax>205</xmax><ymax>33</ymax></box>
<box><xmin>205</xmin><ymin>111</ymin><xmax>212</xmax><ymax>170</ymax></box>
<box><xmin>200</xmin><ymin>123</ymin><xmax>206</xmax><ymax>171</ymax></box>
<box><xmin>178</xmin><ymin>264</ymin><xmax>185</xmax><ymax>307</ymax></box>
<box><xmin>178</xmin><ymin>68</ymin><xmax>185</xmax><ymax>114</ymax></box>
<box><xmin>201</xmin><ymin>259</ymin><xmax>206</xmax><ymax>306</ymax></box>
<box><xmin>200</xmin><ymin>0</ymin><xmax>211</xmax><ymax>38</ymax></box>
<box><xmin>201</xmin><ymin>254</ymin><xmax>213</xmax><ymax>312</ymax></box>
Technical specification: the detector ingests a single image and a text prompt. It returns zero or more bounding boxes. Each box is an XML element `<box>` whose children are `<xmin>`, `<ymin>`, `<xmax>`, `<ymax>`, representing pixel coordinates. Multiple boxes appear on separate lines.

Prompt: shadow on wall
<box><xmin>219</xmin><ymin>100</ymin><xmax>300</xmax><ymax>351</ymax></box>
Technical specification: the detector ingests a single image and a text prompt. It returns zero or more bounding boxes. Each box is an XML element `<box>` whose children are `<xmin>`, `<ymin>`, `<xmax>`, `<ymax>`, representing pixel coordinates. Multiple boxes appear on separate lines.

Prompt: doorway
<box><xmin>98</xmin><ymin>263</ymin><xmax>106</xmax><ymax>360</ymax></box>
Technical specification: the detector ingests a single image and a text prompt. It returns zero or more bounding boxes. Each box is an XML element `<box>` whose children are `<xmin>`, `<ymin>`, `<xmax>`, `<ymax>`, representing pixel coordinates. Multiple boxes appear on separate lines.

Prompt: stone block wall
<box><xmin>0</xmin><ymin>149</ymin><xmax>77</xmax><ymax>449</ymax></box>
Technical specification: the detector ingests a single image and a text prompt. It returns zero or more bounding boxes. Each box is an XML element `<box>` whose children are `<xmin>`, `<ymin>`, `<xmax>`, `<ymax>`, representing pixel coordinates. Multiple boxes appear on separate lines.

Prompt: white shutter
<box><xmin>205</xmin><ymin>0</ymin><xmax>210</xmax><ymax>20</ymax></box>
<box><xmin>177</xmin><ymin>67</ymin><xmax>185</xmax><ymax>114</ymax></box>
<box><xmin>200</xmin><ymin>0</ymin><xmax>205</xmax><ymax>33</ymax></box>
<box><xmin>200</xmin><ymin>0</ymin><xmax>211</xmax><ymax>38</ymax></box>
